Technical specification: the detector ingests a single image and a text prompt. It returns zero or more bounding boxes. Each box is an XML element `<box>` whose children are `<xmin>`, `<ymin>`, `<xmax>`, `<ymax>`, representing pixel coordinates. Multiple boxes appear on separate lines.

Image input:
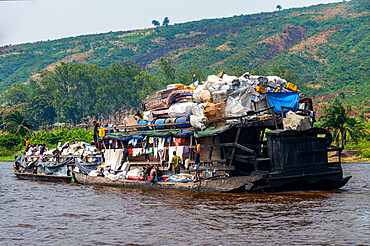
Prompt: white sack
<box><xmin>168</xmin><ymin>102</ymin><xmax>195</xmax><ymax>118</ymax></box>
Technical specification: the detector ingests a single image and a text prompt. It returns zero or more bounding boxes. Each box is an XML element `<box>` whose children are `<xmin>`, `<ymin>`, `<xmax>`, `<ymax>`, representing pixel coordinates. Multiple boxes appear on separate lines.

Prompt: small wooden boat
<box><xmin>14</xmin><ymin>169</ymin><xmax>72</xmax><ymax>182</ymax></box>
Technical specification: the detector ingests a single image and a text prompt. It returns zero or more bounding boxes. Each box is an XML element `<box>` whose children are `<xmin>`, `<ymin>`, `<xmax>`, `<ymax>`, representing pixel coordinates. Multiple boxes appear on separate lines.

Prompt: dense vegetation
<box><xmin>1</xmin><ymin>62</ymin><xmax>164</xmax><ymax>127</ymax></box>
<box><xmin>0</xmin><ymin>0</ymin><xmax>368</xmax><ymax>116</ymax></box>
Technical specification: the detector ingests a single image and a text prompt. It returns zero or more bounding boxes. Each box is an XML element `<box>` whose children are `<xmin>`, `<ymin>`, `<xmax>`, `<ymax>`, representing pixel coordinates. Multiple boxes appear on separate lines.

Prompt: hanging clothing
<box><xmin>154</xmin><ymin>147</ymin><xmax>158</xmax><ymax>159</ymax></box>
<box><xmin>132</xmin><ymin>148</ymin><xmax>141</xmax><ymax>157</ymax></box>
<box><xmin>147</xmin><ymin>147</ymin><xmax>153</xmax><ymax>155</ymax></box>
<box><xmin>174</xmin><ymin>138</ymin><xmax>182</xmax><ymax>146</ymax></box>
<box><xmin>158</xmin><ymin>148</ymin><xmax>166</xmax><ymax>162</ymax></box>
<box><xmin>176</xmin><ymin>146</ymin><xmax>184</xmax><ymax>159</ymax></box>
<box><xmin>104</xmin><ymin>149</ymin><xmax>124</xmax><ymax>171</ymax></box>
<box><xmin>158</xmin><ymin>138</ymin><xmax>166</xmax><ymax>151</ymax></box>
<box><xmin>183</xmin><ymin>146</ymin><xmax>190</xmax><ymax>154</ymax></box>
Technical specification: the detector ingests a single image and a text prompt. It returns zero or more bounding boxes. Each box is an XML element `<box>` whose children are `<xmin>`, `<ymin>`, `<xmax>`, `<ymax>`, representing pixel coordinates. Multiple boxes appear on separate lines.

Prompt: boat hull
<box><xmin>14</xmin><ymin>171</ymin><xmax>72</xmax><ymax>183</ymax></box>
<box><xmin>74</xmin><ymin>172</ymin><xmax>253</xmax><ymax>193</ymax></box>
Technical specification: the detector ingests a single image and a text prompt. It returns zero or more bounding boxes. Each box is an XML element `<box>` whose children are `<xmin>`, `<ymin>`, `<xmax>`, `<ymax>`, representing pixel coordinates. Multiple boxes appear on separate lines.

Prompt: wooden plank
<box><xmin>230</xmin><ymin>127</ymin><xmax>242</xmax><ymax>166</ymax></box>
<box><xmin>265</xmin><ymin>99</ymin><xmax>278</xmax><ymax>129</ymax></box>
<box><xmin>208</xmin><ymin>136</ymin><xmax>216</xmax><ymax>160</ymax></box>
<box><xmin>103</xmin><ymin>121</ymin><xmax>192</xmax><ymax>130</ymax></box>
<box><xmin>205</xmin><ymin>107</ymin><xmax>276</xmax><ymax>125</ymax></box>
<box><xmin>234</xmin><ymin>143</ymin><xmax>255</xmax><ymax>154</ymax></box>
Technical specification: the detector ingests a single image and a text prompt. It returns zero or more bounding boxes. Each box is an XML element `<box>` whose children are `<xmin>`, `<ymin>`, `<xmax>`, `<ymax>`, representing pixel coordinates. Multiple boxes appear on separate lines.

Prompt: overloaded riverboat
<box><xmin>14</xmin><ymin>142</ymin><xmax>102</xmax><ymax>182</ymax></box>
<box><xmin>15</xmin><ymin>71</ymin><xmax>351</xmax><ymax>192</ymax></box>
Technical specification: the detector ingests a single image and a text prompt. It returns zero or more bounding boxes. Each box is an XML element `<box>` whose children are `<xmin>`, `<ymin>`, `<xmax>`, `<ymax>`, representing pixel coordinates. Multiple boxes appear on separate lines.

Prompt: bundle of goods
<box><xmin>121</xmin><ymin>70</ymin><xmax>312</xmax><ymax>132</ymax></box>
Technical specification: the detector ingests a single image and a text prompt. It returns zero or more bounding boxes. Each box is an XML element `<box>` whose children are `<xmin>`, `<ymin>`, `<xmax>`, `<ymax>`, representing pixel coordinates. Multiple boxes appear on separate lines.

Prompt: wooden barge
<box><xmin>75</xmin><ymin>107</ymin><xmax>351</xmax><ymax>193</ymax></box>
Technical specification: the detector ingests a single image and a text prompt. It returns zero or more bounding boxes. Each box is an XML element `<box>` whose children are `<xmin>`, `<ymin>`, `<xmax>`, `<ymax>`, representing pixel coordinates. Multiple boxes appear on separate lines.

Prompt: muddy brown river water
<box><xmin>1</xmin><ymin>162</ymin><xmax>369</xmax><ymax>245</ymax></box>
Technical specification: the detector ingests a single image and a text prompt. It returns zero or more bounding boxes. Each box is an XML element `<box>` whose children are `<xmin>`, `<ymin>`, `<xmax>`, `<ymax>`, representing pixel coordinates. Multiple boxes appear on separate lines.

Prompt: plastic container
<box><xmin>99</xmin><ymin>128</ymin><xmax>106</xmax><ymax>137</ymax></box>
<box><xmin>138</xmin><ymin>120</ymin><xmax>149</xmax><ymax>130</ymax></box>
<box><xmin>175</xmin><ymin>116</ymin><xmax>190</xmax><ymax>128</ymax></box>
<box><xmin>166</xmin><ymin>84</ymin><xmax>184</xmax><ymax>90</ymax></box>
<box><xmin>184</xmin><ymin>86</ymin><xmax>195</xmax><ymax>90</ymax></box>
<box><xmin>286</xmin><ymin>82</ymin><xmax>297</xmax><ymax>91</ymax></box>
<box><xmin>174</xmin><ymin>84</ymin><xmax>184</xmax><ymax>90</ymax></box>
<box><xmin>151</xmin><ymin>118</ymin><xmax>167</xmax><ymax>129</ymax></box>
<box><xmin>255</xmin><ymin>86</ymin><xmax>266</xmax><ymax>94</ymax></box>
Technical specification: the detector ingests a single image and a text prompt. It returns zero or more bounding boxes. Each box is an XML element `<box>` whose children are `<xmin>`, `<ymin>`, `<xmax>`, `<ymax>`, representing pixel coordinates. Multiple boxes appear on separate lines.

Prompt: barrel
<box><xmin>175</xmin><ymin>116</ymin><xmax>190</xmax><ymax>128</ymax></box>
<box><xmin>165</xmin><ymin>118</ymin><xmax>176</xmax><ymax>125</ymax></box>
<box><xmin>151</xmin><ymin>118</ymin><xmax>167</xmax><ymax>129</ymax></box>
<box><xmin>138</xmin><ymin>120</ymin><xmax>149</xmax><ymax>130</ymax></box>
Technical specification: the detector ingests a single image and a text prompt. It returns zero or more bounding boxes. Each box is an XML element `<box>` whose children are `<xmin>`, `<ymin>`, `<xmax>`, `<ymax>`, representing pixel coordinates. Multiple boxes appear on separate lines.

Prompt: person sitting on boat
<box><xmin>134</xmin><ymin>110</ymin><xmax>142</xmax><ymax>121</ymax></box>
<box><xmin>149</xmin><ymin>165</ymin><xmax>159</xmax><ymax>183</ymax></box>
<box><xmin>52</xmin><ymin>148</ymin><xmax>60</xmax><ymax>162</ymax></box>
<box><xmin>325</xmin><ymin>127</ymin><xmax>333</xmax><ymax>148</ymax></box>
<box><xmin>171</xmin><ymin>151</ymin><xmax>182</xmax><ymax>174</ymax></box>
<box><xmin>193</xmin><ymin>148</ymin><xmax>201</xmax><ymax>181</ymax></box>
<box><xmin>39</xmin><ymin>143</ymin><xmax>46</xmax><ymax>160</ymax></box>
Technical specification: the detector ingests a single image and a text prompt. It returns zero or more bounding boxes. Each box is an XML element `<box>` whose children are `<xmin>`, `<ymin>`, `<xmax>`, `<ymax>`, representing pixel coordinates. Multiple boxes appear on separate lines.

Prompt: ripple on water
<box><xmin>0</xmin><ymin>162</ymin><xmax>369</xmax><ymax>245</ymax></box>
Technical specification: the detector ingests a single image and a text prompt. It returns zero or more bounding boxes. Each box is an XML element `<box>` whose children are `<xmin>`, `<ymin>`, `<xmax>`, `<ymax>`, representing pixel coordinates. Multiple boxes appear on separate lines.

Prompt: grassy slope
<box><xmin>0</xmin><ymin>0</ymin><xmax>368</xmax><ymax>114</ymax></box>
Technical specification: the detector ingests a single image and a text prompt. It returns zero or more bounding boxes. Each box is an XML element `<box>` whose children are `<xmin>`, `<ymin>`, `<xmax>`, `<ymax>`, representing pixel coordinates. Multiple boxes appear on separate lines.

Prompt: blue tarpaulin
<box><xmin>266</xmin><ymin>92</ymin><xmax>299</xmax><ymax>114</ymax></box>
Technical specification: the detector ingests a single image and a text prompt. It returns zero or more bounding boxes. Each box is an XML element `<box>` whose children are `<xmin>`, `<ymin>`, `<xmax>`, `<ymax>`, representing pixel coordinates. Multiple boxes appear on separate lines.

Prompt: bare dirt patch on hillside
<box><xmin>258</xmin><ymin>25</ymin><xmax>306</xmax><ymax>59</ymax></box>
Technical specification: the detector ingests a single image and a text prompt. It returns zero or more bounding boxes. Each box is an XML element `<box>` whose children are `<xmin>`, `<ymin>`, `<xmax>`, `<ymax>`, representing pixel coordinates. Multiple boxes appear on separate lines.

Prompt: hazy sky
<box><xmin>0</xmin><ymin>0</ymin><xmax>344</xmax><ymax>47</ymax></box>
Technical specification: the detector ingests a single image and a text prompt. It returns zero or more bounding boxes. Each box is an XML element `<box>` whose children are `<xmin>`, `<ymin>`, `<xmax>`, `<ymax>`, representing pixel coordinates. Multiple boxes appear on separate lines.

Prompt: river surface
<box><xmin>1</xmin><ymin>162</ymin><xmax>369</xmax><ymax>245</ymax></box>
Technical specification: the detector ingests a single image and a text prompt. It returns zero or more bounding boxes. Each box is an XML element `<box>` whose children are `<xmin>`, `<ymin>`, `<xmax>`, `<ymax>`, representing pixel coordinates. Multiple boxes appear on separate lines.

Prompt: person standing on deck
<box><xmin>25</xmin><ymin>137</ymin><xmax>30</xmax><ymax>148</ymax></box>
<box><xmin>193</xmin><ymin>148</ymin><xmax>200</xmax><ymax>181</ymax></box>
<box><xmin>93</xmin><ymin>121</ymin><xmax>99</xmax><ymax>146</ymax></box>
<box><xmin>25</xmin><ymin>137</ymin><xmax>30</xmax><ymax>152</ymax></box>
<box><xmin>123</xmin><ymin>145</ymin><xmax>130</xmax><ymax>162</ymax></box>
<box><xmin>171</xmin><ymin>151</ymin><xmax>182</xmax><ymax>174</ymax></box>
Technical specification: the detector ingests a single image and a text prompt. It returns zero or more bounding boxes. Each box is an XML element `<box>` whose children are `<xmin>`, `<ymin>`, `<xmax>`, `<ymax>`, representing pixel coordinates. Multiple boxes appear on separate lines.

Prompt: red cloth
<box><xmin>175</xmin><ymin>138</ymin><xmax>181</xmax><ymax>146</ymax></box>
<box><xmin>128</xmin><ymin>148</ymin><xmax>133</xmax><ymax>155</ymax></box>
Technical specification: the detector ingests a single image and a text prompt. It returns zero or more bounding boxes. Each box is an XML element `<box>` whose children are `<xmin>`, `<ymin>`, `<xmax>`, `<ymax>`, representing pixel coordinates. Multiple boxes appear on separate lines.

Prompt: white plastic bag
<box><xmin>190</xmin><ymin>115</ymin><xmax>206</xmax><ymax>130</ymax></box>
<box><xmin>193</xmin><ymin>86</ymin><xmax>204</xmax><ymax>103</ymax></box>
<box><xmin>143</xmin><ymin>111</ymin><xmax>153</xmax><ymax>122</ymax></box>
<box><xmin>168</xmin><ymin>102</ymin><xmax>195</xmax><ymax>117</ymax></box>
<box><xmin>191</xmin><ymin>103</ymin><xmax>206</xmax><ymax>118</ymax></box>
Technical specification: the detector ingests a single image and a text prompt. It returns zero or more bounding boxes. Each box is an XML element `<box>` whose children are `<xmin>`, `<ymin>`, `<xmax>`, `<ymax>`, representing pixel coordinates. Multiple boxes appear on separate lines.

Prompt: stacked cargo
<box><xmin>121</xmin><ymin>71</ymin><xmax>312</xmax><ymax>131</ymax></box>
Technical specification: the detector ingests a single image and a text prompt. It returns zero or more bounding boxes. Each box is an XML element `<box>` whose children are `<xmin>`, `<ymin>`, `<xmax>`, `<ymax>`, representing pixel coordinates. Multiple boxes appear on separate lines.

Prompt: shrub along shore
<box><xmin>0</xmin><ymin>127</ymin><xmax>93</xmax><ymax>162</ymax></box>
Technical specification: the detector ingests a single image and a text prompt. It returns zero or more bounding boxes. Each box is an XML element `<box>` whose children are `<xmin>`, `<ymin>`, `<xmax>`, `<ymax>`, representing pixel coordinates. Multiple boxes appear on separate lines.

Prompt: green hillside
<box><xmin>0</xmin><ymin>0</ymin><xmax>369</xmax><ymax>116</ymax></box>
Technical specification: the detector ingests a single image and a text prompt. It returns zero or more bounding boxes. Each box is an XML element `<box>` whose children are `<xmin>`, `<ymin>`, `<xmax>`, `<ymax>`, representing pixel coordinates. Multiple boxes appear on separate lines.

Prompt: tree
<box><xmin>276</xmin><ymin>5</ymin><xmax>282</xmax><ymax>11</ymax></box>
<box><xmin>162</xmin><ymin>17</ymin><xmax>170</xmax><ymax>26</ymax></box>
<box><xmin>3</xmin><ymin>110</ymin><xmax>34</xmax><ymax>137</ymax></box>
<box><xmin>27</xmin><ymin>95</ymin><xmax>57</xmax><ymax>128</ymax></box>
<box><xmin>271</xmin><ymin>63</ymin><xmax>298</xmax><ymax>82</ymax></box>
<box><xmin>320</xmin><ymin>99</ymin><xmax>362</xmax><ymax>147</ymax></box>
<box><xmin>152</xmin><ymin>20</ymin><xmax>160</xmax><ymax>28</ymax></box>
<box><xmin>158</xmin><ymin>58</ymin><xmax>176</xmax><ymax>84</ymax></box>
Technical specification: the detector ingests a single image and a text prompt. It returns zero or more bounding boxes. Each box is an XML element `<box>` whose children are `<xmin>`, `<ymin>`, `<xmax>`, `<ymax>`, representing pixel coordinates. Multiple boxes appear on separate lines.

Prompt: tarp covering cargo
<box><xmin>193</xmin><ymin>124</ymin><xmax>232</xmax><ymax>138</ymax></box>
<box><xmin>266</xmin><ymin>92</ymin><xmax>299</xmax><ymax>114</ymax></box>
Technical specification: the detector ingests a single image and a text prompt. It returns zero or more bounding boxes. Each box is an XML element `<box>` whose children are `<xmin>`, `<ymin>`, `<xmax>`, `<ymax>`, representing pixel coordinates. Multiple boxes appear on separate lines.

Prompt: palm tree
<box><xmin>276</xmin><ymin>5</ymin><xmax>282</xmax><ymax>11</ymax></box>
<box><xmin>3</xmin><ymin>110</ymin><xmax>34</xmax><ymax>137</ymax></box>
<box><xmin>320</xmin><ymin>99</ymin><xmax>361</xmax><ymax>147</ymax></box>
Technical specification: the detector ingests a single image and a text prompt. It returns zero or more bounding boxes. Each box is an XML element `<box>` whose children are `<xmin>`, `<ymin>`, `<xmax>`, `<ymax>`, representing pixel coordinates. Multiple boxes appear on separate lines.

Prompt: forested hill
<box><xmin>0</xmin><ymin>0</ymin><xmax>369</xmax><ymax>113</ymax></box>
